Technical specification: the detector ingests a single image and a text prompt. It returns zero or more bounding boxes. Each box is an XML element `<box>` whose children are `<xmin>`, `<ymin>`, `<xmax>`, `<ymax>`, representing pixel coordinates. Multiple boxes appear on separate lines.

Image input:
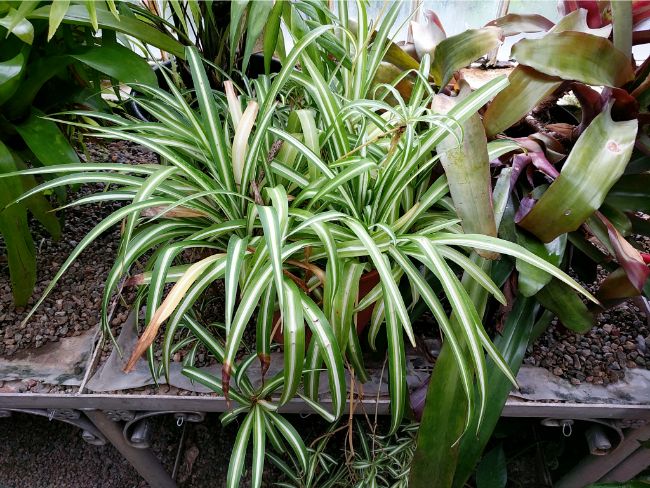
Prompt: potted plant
<box><xmin>5</xmin><ymin>2</ymin><xmax>621</xmax><ymax>486</ymax></box>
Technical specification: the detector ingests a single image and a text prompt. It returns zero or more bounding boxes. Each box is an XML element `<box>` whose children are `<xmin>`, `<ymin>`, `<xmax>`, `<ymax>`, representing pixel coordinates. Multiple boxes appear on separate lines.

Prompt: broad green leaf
<box><xmin>432</xmin><ymin>27</ymin><xmax>503</xmax><ymax>87</ymax></box>
<box><xmin>225</xmin><ymin>236</ymin><xmax>248</xmax><ymax>335</ymax></box>
<box><xmin>84</xmin><ymin>0</ymin><xmax>98</xmax><ymax>31</ymax></box>
<box><xmin>518</xmin><ymin>105</ymin><xmax>637</xmax><ymax>242</ymax></box>
<box><xmin>71</xmin><ymin>44</ymin><xmax>157</xmax><ymax>86</ymax></box>
<box><xmin>382</xmin><ymin>286</ymin><xmax>407</xmax><ymax>435</ymax></box>
<box><xmin>251</xmin><ymin>406</ymin><xmax>266</xmax><ymax>488</ymax></box>
<box><xmin>434</xmin><ymin>82</ymin><xmax>497</xmax><ymax>257</ymax></box>
<box><xmin>0</xmin><ymin>8</ymin><xmax>34</xmax><ymax>44</ymax></box>
<box><xmin>186</xmin><ymin>46</ymin><xmax>233</xmax><ymax>192</ymax></box>
<box><xmin>264</xmin><ymin>0</ymin><xmax>284</xmax><ymax>75</ymax></box>
<box><xmin>516</xmin><ymin>232</ymin><xmax>567</xmax><ymax>297</ymax></box>
<box><xmin>229</xmin><ymin>0</ymin><xmax>249</xmax><ymax>69</ymax></box>
<box><xmin>256</xmin><ymin>283</ymin><xmax>275</xmax><ymax>373</ymax></box>
<box><xmin>29</xmin><ymin>4</ymin><xmax>185</xmax><ymax>58</ymax></box>
<box><xmin>605</xmin><ymin>175</ymin><xmax>650</xmax><ymax>213</ymax></box>
<box><xmin>389</xmin><ymin>246</ymin><xmax>475</xmax><ymax>428</ymax></box>
<box><xmin>0</xmin><ymin>142</ymin><xmax>35</xmax><ymax>306</ymax></box>
<box><xmin>242</xmin><ymin>1</ymin><xmax>274</xmax><ymax>73</ymax></box>
<box><xmin>0</xmin><ymin>50</ymin><xmax>25</xmax><ymax>105</ymax></box>
<box><xmin>268</xmin><ymin>412</ymin><xmax>308</xmax><ymax>472</ymax></box>
<box><xmin>453</xmin><ymin>297</ymin><xmax>539</xmax><ymax>487</ymax></box>
<box><xmin>227</xmin><ymin>410</ymin><xmax>254</xmax><ymax>488</ymax></box>
<box><xmin>410</xmin><ymin>255</ymin><xmax>491</xmax><ymax>488</ymax></box>
<box><xmin>536</xmin><ymin>279</ymin><xmax>595</xmax><ymax>333</ymax></box>
<box><xmin>484</xmin><ymin>65</ymin><xmax>562</xmax><ymax>137</ymax></box>
<box><xmin>475</xmin><ymin>444</ymin><xmax>507</xmax><ymax>488</ymax></box>
<box><xmin>512</xmin><ymin>32</ymin><xmax>635</xmax><ymax>87</ymax></box>
<box><xmin>331</xmin><ymin>261</ymin><xmax>365</xmax><ymax>354</ymax></box>
<box><xmin>258</xmin><ymin>205</ymin><xmax>285</xmax><ymax>308</ymax></box>
<box><xmin>14</xmin><ymin>110</ymin><xmax>81</xmax><ymax>167</ymax></box>
<box><xmin>301</xmin><ymin>295</ymin><xmax>346</xmax><ymax>420</ymax></box>
<box><xmin>612</xmin><ymin>1</ymin><xmax>633</xmax><ymax>60</ymax></box>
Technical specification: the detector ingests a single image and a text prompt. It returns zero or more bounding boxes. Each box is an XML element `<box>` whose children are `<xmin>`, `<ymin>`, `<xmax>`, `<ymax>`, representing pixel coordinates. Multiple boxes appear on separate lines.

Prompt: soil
<box><xmin>0</xmin><ymin>140</ymin><xmax>156</xmax><ymax>359</ymax></box>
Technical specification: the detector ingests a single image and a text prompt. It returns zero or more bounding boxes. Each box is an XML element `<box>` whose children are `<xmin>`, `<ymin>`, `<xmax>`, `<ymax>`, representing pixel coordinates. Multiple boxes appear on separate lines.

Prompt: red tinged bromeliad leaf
<box><xmin>517</xmin><ymin>104</ymin><xmax>637</xmax><ymax>243</ymax></box>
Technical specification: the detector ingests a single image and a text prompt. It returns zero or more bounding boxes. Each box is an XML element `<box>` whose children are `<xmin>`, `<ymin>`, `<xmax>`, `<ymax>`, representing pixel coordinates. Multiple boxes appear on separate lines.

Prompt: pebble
<box><xmin>525</xmin><ymin>287</ymin><xmax>650</xmax><ymax>386</ymax></box>
<box><xmin>0</xmin><ymin>141</ymin><xmax>152</xmax><ymax>358</ymax></box>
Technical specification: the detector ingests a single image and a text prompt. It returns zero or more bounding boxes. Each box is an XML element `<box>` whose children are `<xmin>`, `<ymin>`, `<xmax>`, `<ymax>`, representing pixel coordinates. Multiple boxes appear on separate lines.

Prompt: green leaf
<box><xmin>536</xmin><ymin>279</ymin><xmax>595</xmax><ymax>333</ymax></box>
<box><xmin>84</xmin><ymin>0</ymin><xmax>98</xmax><ymax>31</ymax></box>
<box><xmin>410</xmin><ymin>255</ymin><xmax>491</xmax><ymax>488</ymax></box>
<box><xmin>331</xmin><ymin>261</ymin><xmax>365</xmax><ymax>354</ymax></box>
<box><xmin>186</xmin><ymin>46</ymin><xmax>233</xmax><ymax>192</ymax></box>
<box><xmin>242</xmin><ymin>0</ymin><xmax>273</xmax><ymax>73</ymax></box>
<box><xmin>263</xmin><ymin>0</ymin><xmax>284</xmax><ymax>75</ymax></box>
<box><xmin>229</xmin><ymin>0</ymin><xmax>249</xmax><ymax>69</ymax></box>
<box><xmin>225</xmin><ymin>235</ymin><xmax>248</xmax><ymax>336</ymax></box>
<box><xmin>512</xmin><ymin>32</ymin><xmax>635</xmax><ymax>87</ymax></box>
<box><xmin>605</xmin><ymin>175</ymin><xmax>650</xmax><ymax>213</ymax></box>
<box><xmin>434</xmin><ymin>81</ymin><xmax>497</xmax><ymax>256</ymax></box>
<box><xmin>611</xmin><ymin>1</ymin><xmax>633</xmax><ymax>60</ymax></box>
<box><xmin>28</xmin><ymin>4</ymin><xmax>185</xmax><ymax>58</ymax></box>
<box><xmin>475</xmin><ymin>444</ymin><xmax>507</xmax><ymax>488</ymax></box>
<box><xmin>0</xmin><ymin>8</ymin><xmax>34</xmax><ymax>44</ymax></box>
<box><xmin>71</xmin><ymin>44</ymin><xmax>157</xmax><ymax>86</ymax></box>
<box><xmin>484</xmin><ymin>65</ymin><xmax>561</xmax><ymax>137</ymax></box>
<box><xmin>432</xmin><ymin>27</ymin><xmax>503</xmax><ymax>87</ymax></box>
<box><xmin>258</xmin><ymin>205</ymin><xmax>285</xmax><ymax>308</ymax></box>
<box><xmin>278</xmin><ymin>278</ymin><xmax>305</xmax><ymax>406</ymax></box>
<box><xmin>0</xmin><ymin>142</ymin><xmax>35</xmax><ymax>306</ymax></box>
<box><xmin>48</xmin><ymin>0</ymin><xmax>70</xmax><ymax>40</ymax></box>
<box><xmin>301</xmin><ymin>294</ymin><xmax>346</xmax><ymax>420</ymax></box>
<box><xmin>14</xmin><ymin>110</ymin><xmax>81</xmax><ymax>167</ymax></box>
<box><xmin>516</xmin><ymin>232</ymin><xmax>567</xmax><ymax>297</ymax></box>
<box><xmin>453</xmin><ymin>297</ymin><xmax>539</xmax><ymax>487</ymax></box>
<box><xmin>251</xmin><ymin>405</ymin><xmax>266</xmax><ymax>488</ymax></box>
<box><xmin>227</xmin><ymin>410</ymin><xmax>254</xmax><ymax>488</ymax></box>
<box><xmin>0</xmin><ymin>50</ymin><xmax>25</xmax><ymax>105</ymax></box>
<box><xmin>518</xmin><ymin>105</ymin><xmax>637</xmax><ymax>242</ymax></box>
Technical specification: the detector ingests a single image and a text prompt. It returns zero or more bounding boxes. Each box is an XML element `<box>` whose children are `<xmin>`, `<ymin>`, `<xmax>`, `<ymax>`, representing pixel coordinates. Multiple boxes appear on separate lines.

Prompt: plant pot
<box><xmin>272</xmin><ymin>270</ymin><xmax>381</xmax><ymax>342</ymax></box>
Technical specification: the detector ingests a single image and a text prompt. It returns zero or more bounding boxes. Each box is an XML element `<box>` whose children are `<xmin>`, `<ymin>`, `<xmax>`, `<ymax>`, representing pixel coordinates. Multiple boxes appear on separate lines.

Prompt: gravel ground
<box><xmin>525</xmin><ymin>300</ymin><xmax>649</xmax><ymax>386</ymax></box>
<box><xmin>525</xmin><ymin>234</ymin><xmax>650</xmax><ymax>385</ymax></box>
<box><xmin>0</xmin><ymin>141</ymin><xmax>155</xmax><ymax>358</ymax></box>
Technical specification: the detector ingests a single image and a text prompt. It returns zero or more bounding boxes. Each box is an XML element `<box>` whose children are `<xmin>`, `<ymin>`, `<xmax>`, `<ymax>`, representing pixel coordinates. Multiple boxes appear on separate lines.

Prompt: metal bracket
<box><xmin>0</xmin><ymin>408</ymin><xmax>106</xmax><ymax>446</ymax></box>
<box><xmin>119</xmin><ymin>411</ymin><xmax>205</xmax><ymax>449</ymax></box>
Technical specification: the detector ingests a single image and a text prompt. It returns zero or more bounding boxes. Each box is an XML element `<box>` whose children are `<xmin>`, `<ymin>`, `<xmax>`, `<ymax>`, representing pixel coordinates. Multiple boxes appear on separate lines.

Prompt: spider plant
<box><xmin>4</xmin><ymin>2</ymin><xmax>597</xmax><ymax>485</ymax></box>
